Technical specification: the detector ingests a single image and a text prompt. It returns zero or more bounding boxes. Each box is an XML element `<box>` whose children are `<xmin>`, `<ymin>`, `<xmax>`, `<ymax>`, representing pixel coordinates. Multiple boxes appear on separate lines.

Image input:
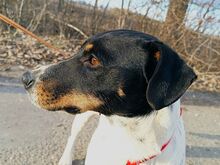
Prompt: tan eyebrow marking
<box><xmin>154</xmin><ymin>51</ymin><xmax>160</xmax><ymax>61</ymax></box>
<box><xmin>117</xmin><ymin>87</ymin><xmax>125</xmax><ymax>97</ymax></box>
<box><xmin>85</xmin><ymin>44</ymin><xmax>94</xmax><ymax>52</ymax></box>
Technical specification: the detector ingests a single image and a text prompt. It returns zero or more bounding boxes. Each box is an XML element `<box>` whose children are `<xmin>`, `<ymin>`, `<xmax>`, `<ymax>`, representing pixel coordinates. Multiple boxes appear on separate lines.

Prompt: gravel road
<box><xmin>0</xmin><ymin>77</ymin><xmax>219</xmax><ymax>165</ymax></box>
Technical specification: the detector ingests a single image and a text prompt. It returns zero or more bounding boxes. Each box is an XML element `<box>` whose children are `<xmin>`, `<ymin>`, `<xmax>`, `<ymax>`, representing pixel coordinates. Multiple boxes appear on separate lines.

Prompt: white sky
<box><xmin>76</xmin><ymin>0</ymin><xmax>220</xmax><ymax>36</ymax></box>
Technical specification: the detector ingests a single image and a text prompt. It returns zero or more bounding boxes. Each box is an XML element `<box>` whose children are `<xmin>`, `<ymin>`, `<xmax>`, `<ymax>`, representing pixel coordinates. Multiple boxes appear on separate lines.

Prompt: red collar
<box><xmin>126</xmin><ymin>107</ymin><xmax>183</xmax><ymax>165</ymax></box>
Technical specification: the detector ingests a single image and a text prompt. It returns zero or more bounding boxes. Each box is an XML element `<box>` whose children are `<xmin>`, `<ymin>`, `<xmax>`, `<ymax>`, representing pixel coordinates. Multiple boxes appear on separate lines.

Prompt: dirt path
<box><xmin>0</xmin><ymin>77</ymin><xmax>219</xmax><ymax>165</ymax></box>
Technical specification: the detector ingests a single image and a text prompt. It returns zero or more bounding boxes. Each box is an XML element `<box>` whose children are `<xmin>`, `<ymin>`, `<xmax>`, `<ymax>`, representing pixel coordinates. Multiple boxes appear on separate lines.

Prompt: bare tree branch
<box><xmin>47</xmin><ymin>12</ymin><xmax>88</xmax><ymax>39</ymax></box>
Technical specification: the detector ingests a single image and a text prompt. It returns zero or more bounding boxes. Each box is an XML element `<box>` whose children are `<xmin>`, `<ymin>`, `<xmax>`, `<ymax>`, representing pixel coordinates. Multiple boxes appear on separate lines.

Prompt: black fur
<box><xmin>144</xmin><ymin>41</ymin><xmax>197</xmax><ymax>110</ymax></box>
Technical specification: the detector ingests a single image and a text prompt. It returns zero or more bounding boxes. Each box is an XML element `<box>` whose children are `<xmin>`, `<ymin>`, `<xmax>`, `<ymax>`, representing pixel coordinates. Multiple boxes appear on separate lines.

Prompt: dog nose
<box><xmin>22</xmin><ymin>71</ymin><xmax>35</xmax><ymax>89</ymax></box>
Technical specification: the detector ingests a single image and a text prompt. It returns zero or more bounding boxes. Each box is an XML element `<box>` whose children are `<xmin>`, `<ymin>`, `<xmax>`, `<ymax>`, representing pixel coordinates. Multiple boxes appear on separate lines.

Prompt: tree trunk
<box><xmin>163</xmin><ymin>0</ymin><xmax>190</xmax><ymax>45</ymax></box>
<box><xmin>58</xmin><ymin>0</ymin><xmax>65</xmax><ymax>37</ymax></box>
<box><xmin>91</xmin><ymin>0</ymin><xmax>99</xmax><ymax>34</ymax></box>
<box><xmin>58</xmin><ymin>0</ymin><xmax>64</xmax><ymax>12</ymax></box>
<box><xmin>0</xmin><ymin>0</ymin><xmax>8</xmax><ymax>31</ymax></box>
<box><xmin>118</xmin><ymin>0</ymin><xmax>124</xmax><ymax>28</ymax></box>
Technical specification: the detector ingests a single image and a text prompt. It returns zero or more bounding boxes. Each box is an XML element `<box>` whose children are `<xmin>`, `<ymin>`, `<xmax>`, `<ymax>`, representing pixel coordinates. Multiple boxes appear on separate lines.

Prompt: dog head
<box><xmin>22</xmin><ymin>30</ymin><xmax>197</xmax><ymax>117</ymax></box>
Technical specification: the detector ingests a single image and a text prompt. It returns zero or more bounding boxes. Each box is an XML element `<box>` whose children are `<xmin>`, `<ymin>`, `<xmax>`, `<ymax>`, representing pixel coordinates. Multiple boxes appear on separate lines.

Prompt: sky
<box><xmin>76</xmin><ymin>0</ymin><xmax>220</xmax><ymax>36</ymax></box>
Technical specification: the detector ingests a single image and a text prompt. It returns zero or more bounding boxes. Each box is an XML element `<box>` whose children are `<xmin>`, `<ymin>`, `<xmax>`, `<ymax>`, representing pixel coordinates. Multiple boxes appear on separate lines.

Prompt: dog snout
<box><xmin>22</xmin><ymin>71</ymin><xmax>35</xmax><ymax>89</ymax></box>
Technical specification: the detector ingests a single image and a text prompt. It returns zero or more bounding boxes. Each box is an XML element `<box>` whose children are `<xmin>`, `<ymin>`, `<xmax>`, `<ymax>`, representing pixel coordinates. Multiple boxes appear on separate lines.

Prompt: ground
<box><xmin>0</xmin><ymin>75</ymin><xmax>220</xmax><ymax>165</ymax></box>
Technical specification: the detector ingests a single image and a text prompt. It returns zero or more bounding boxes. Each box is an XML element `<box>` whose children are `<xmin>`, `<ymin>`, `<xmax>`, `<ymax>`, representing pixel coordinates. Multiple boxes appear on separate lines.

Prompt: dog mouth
<box><xmin>62</xmin><ymin>106</ymin><xmax>80</xmax><ymax>114</ymax></box>
<box><xmin>24</xmin><ymin>77</ymin><xmax>103</xmax><ymax>115</ymax></box>
<box><xmin>26</xmin><ymin>89</ymin><xmax>80</xmax><ymax>114</ymax></box>
<box><xmin>49</xmin><ymin>107</ymin><xmax>81</xmax><ymax>115</ymax></box>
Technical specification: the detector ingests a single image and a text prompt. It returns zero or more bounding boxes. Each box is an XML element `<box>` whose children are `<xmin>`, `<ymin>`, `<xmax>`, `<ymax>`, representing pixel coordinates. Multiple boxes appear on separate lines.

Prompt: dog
<box><xmin>22</xmin><ymin>29</ymin><xmax>197</xmax><ymax>165</ymax></box>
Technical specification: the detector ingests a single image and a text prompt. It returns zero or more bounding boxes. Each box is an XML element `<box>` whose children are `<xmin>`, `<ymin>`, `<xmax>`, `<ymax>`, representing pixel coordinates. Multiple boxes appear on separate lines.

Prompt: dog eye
<box><xmin>82</xmin><ymin>54</ymin><xmax>101</xmax><ymax>68</ymax></box>
<box><xmin>90</xmin><ymin>56</ymin><xmax>99</xmax><ymax>65</ymax></box>
<box><xmin>88</xmin><ymin>55</ymin><xmax>101</xmax><ymax>67</ymax></box>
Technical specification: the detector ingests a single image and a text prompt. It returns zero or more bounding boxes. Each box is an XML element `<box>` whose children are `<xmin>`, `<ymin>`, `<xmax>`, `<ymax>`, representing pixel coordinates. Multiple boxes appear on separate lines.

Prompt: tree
<box><xmin>163</xmin><ymin>0</ymin><xmax>190</xmax><ymax>46</ymax></box>
<box><xmin>58</xmin><ymin>0</ymin><xmax>64</xmax><ymax>12</ymax></box>
<box><xmin>58</xmin><ymin>0</ymin><xmax>65</xmax><ymax>37</ymax></box>
<box><xmin>91</xmin><ymin>0</ymin><xmax>99</xmax><ymax>34</ymax></box>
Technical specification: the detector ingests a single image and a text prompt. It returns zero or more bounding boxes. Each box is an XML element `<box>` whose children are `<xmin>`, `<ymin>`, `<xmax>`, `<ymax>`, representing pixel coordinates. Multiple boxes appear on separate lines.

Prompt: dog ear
<box><xmin>143</xmin><ymin>41</ymin><xmax>197</xmax><ymax>110</ymax></box>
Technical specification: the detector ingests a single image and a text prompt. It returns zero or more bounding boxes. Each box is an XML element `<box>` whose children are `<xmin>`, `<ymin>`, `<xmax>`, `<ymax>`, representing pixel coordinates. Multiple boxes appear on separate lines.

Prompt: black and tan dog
<box><xmin>22</xmin><ymin>30</ymin><xmax>196</xmax><ymax>165</ymax></box>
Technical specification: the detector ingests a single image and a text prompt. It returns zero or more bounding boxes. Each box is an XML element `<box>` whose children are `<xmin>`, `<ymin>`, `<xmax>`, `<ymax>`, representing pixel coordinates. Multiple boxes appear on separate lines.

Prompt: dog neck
<box><xmin>106</xmin><ymin>100</ymin><xmax>180</xmax><ymax>157</ymax></box>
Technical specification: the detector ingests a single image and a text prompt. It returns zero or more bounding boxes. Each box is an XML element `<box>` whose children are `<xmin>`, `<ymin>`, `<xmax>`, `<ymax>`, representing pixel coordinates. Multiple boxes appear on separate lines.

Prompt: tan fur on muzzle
<box><xmin>35</xmin><ymin>82</ymin><xmax>103</xmax><ymax>112</ymax></box>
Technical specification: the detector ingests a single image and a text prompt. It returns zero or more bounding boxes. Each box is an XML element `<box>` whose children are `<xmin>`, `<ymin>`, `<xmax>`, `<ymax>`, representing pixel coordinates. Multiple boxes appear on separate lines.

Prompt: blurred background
<box><xmin>0</xmin><ymin>0</ymin><xmax>220</xmax><ymax>165</ymax></box>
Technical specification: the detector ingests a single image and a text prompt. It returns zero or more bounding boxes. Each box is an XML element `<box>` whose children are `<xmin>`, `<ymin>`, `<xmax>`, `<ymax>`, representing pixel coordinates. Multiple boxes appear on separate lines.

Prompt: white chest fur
<box><xmin>85</xmin><ymin>100</ymin><xmax>185</xmax><ymax>165</ymax></box>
